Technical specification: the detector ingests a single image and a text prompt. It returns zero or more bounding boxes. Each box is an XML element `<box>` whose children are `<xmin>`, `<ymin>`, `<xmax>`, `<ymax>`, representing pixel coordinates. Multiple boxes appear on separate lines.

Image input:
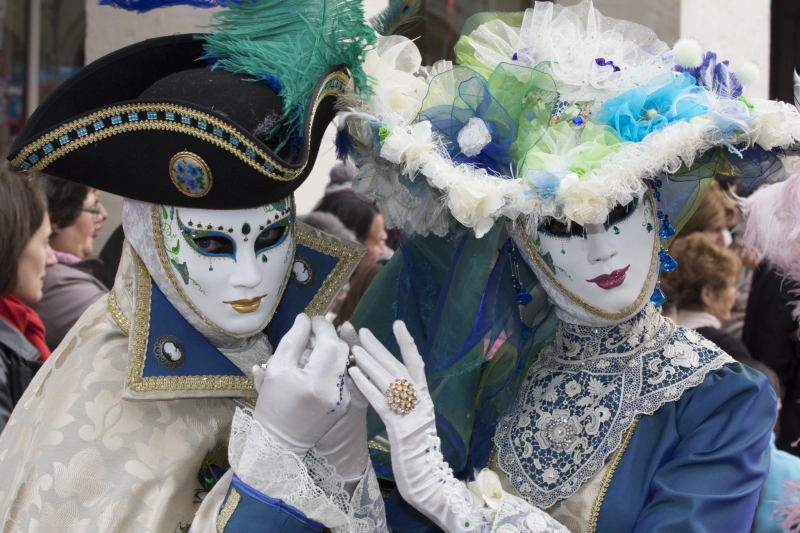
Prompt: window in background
<box><xmin>0</xmin><ymin>0</ymin><xmax>28</xmax><ymax>154</ymax></box>
<box><xmin>770</xmin><ymin>0</ymin><xmax>800</xmax><ymax>103</ymax></box>
<box><xmin>39</xmin><ymin>0</ymin><xmax>85</xmax><ymax>103</ymax></box>
<box><xmin>0</xmin><ymin>0</ymin><xmax>84</xmax><ymax>155</ymax></box>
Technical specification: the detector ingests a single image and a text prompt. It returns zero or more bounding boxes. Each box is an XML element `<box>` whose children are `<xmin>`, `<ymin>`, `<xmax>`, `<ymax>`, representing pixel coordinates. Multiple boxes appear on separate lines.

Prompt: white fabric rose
<box><xmin>380</xmin><ymin>118</ymin><xmax>435</xmax><ymax>172</ymax></box>
<box><xmin>557</xmin><ymin>173</ymin><xmax>609</xmax><ymax>225</ymax></box>
<box><xmin>750</xmin><ymin>99</ymin><xmax>800</xmax><ymax>151</ymax></box>
<box><xmin>363</xmin><ymin>36</ymin><xmax>429</xmax><ymax>122</ymax></box>
<box><xmin>457</xmin><ymin>117</ymin><xmax>492</xmax><ymax>157</ymax></box>
<box><xmin>447</xmin><ymin>176</ymin><xmax>504</xmax><ymax>238</ymax></box>
<box><xmin>467</xmin><ymin>469</ymin><xmax>504</xmax><ymax>511</ymax></box>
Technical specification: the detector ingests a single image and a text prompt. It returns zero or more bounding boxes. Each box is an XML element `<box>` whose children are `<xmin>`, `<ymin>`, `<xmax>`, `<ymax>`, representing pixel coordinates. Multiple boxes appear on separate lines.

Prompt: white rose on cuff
<box><xmin>457</xmin><ymin>117</ymin><xmax>492</xmax><ymax>157</ymax></box>
<box><xmin>558</xmin><ymin>173</ymin><xmax>609</xmax><ymax>225</ymax></box>
<box><xmin>468</xmin><ymin>469</ymin><xmax>504</xmax><ymax>511</ymax></box>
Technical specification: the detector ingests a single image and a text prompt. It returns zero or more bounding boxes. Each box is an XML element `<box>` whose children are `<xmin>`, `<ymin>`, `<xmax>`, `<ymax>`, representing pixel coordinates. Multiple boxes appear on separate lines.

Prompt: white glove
<box><xmin>314</xmin><ymin>322</ymin><xmax>370</xmax><ymax>494</ymax></box>
<box><xmin>253</xmin><ymin>314</ymin><xmax>350</xmax><ymax>457</ymax></box>
<box><xmin>349</xmin><ymin>321</ymin><xmax>567</xmax><ymax>533</ymax></box>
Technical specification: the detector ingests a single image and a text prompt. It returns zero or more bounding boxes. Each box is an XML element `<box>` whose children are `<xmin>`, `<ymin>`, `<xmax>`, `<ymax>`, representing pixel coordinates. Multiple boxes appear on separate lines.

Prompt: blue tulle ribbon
<box><xmin>707</xmin><ymin>98</ymin><xmax>755</xmax><ymax>156</ymax></box>
<box><xmin>597</xmin><ymin>72</ymin><xmax>710</xmax><ymax>142</ymax></box>
<box><xmin>418</xmin><ymin>76</ymin><xmax>516</xmax><ymax>175</ymax></box>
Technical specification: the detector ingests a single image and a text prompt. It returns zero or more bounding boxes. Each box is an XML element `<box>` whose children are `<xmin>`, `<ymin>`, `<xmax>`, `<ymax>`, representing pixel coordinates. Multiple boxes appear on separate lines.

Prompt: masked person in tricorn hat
<box><xmin>0</xmin><ymin>1</ymin><xmax>392</xmax><ymax>531</ymax></box>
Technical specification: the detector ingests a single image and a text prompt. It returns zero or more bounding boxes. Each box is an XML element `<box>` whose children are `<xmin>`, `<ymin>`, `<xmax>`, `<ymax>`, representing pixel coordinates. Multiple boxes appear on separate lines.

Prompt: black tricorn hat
<box><xmin>7</xmin><ymin>34</ymin><xmax>349</xmax><ymax>208</ymax></box>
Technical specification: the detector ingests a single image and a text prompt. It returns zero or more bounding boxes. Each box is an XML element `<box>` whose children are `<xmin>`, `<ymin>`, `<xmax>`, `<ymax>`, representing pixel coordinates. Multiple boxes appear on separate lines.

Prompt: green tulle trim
<box><xmin>453</xmin><ymin>11</ymin><xmax>525</xmax><ymax>79</ymax></box>
<box><xmin>202</xmin><ymin>0</ymin><xmax>376</xmax><ymax>144</ymax></box>
<box><xmin>520</xmin><ymin>121</ymin><xmax>625</xmax><ymax>178</ymax></box>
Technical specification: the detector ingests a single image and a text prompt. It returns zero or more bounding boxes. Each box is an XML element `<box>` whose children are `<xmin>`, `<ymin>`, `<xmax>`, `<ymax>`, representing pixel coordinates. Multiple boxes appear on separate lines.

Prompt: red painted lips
<box><xmin>586</xmin><ymin>265</ymin><xmax>630</xmax><ymax>290</ymax></box>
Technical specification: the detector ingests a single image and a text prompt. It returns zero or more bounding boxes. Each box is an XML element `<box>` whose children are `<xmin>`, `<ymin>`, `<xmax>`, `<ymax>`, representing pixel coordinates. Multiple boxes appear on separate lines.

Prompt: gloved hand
<box><xmin>314</xmin><ymin>322</ymin><xmax>370</xmax><ymax>494</ymax></box>
<box><xmin>252</xmin><ymin>314</ymin><xmax>350</xmax><ymax>458</ymax></box>
<box><xmin>349</xmin><ymin>321</ymin><xmax>567</xmax><ymax>533</ymax></box>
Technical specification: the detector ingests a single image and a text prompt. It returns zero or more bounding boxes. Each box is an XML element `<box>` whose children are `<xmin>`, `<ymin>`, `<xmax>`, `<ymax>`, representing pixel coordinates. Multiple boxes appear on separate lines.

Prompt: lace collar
<box><xmin>494</xmin><ymin>304</ymin><xmax>734</xmax><ymax>508</ymax></box>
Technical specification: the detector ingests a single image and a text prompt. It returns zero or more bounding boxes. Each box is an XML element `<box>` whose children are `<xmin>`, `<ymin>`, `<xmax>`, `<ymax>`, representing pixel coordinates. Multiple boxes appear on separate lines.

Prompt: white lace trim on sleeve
<box><xmin>228</xmin><ymin>407</ymin><xmax>349</xmax><ymax>528</ymax></box>
<box><xmin>491</xmin><ymin>491</ymin><xmax>569</xmax><ymax>533</ymax></box>
<box><xmin>304</xmin><ymin>449</ymin><xmax>389</xmax><ymax>533</ymax></box>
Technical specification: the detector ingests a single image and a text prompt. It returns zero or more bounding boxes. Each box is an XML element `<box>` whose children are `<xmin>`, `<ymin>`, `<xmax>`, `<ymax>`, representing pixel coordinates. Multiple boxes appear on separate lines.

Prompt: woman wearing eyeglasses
<box><xmin>28</xmin><ymin>174</ymin><xmax>109</xmax><ymax>351</ymax></box>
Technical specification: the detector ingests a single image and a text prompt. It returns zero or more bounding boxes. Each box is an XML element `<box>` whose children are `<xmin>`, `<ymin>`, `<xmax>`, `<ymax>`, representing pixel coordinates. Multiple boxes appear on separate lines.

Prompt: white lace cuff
<box><xmin>491</xmin><ymin>492</ymin><xmax>569</xmax><ymax>533</ymax></box>
<box><xmin>305</xmin><ymin>450</ymin><xmax>389</xmax><ymax>533</ymax></box>
<box><xmin>228</xmin><ymin>407</ymin><xmax>349</xmax><ymax>528</ymax></box>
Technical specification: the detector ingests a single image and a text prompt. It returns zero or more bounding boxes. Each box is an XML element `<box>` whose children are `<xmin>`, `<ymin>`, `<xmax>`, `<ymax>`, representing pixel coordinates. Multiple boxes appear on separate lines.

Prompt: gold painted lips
<box><xmin>223</xmin><ymin>294</ymin><xmax>268</xmax><ymax>314</ymax></box>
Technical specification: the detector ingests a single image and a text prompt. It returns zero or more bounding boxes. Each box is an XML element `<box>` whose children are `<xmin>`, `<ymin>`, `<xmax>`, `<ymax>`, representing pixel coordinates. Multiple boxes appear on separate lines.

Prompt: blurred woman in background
<box><xmin>678</xmin><ymin>180</ymin><xmax>736</xmax><ymax>247</ymax></box>
<box><xmin>663</xmin><ymin>233</ymin><xmax>753</xmax><ymax>363</ymax></box>
<box><xmin>314</xmin><ymin>190</ymin><xmax>388</xmax><ymax>273</ymax></box>
<box><xmin>0</xmin><ymin>169</ymin><xmax>56</xmax><ymax>431</ymax></box>
<box><xmin>29</xmin><ymin>175</ymin><xmax>108</xmax><ymax>351</ymax></box>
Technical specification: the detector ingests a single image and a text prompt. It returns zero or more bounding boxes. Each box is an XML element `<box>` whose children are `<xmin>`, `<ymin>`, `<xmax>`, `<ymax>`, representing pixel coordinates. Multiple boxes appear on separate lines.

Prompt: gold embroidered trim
<box><xmin>368</xmin><ymin>439</ymin><xmax>390</xmax><ymax>453</ymax></box>
<box><xmin>150</xmin><ymin>201</ymin><xmax>296</xmax><ymax>340</ymax></box>
<box><xmin>587</xmin><ymin>417</ymin><xmax>639</xmax><ymax>533</ymax></box>
<box><xmin>488</xmin><ymin>445</ymin><xmax>498</xmax><ymax>469</ymax></box>
<box><xmin>126</xmin><ymin>253</ymin><xmax>255</xmax><ymax>393</ymax></box>
<box><xmin>12</xmin><ymin>71</ymin><xmax>349</xmax><ymax>180</ymax></box>
<box><xmin>216</xmin><ymin>488</ymin><xmax>241</xmax><ymax>532</ymax></box>
<box><xmin>13</xmin><ymin>105</ymin><xmax>295</xmax><ymax>179</ymax></box>
<box><xmin>516</xmin><ymin>193</ymin><xmax>659</xmax><ymax>321</ymax></box>
<box><xmin>107</xmin><ymin>289</ymin><xmax>130</xmax><ymax>336</ymax></box>
<box><xmin>297</xmin><ymin>227</ymin><xmax>364</xmax><ymax>317</ymax></box>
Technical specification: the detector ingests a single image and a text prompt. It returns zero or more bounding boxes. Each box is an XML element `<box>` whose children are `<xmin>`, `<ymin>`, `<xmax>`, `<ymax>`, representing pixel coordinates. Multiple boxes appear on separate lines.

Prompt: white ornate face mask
<box><xmin>514</xmin><ymin>192</ymin><xmax>658</xmax><ymax>324</ymax></box>
<box><xmin>157</xmin><ymin>198</ymin><xmax>294</xmax><ymax>337</ymax></box>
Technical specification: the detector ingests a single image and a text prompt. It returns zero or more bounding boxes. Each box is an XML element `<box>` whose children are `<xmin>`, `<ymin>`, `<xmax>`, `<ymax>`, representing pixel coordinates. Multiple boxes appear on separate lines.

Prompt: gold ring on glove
<box><xmin>385</xmin><ymin>379</ymin><xmax>417</xmax><ymax>415</ymax></box>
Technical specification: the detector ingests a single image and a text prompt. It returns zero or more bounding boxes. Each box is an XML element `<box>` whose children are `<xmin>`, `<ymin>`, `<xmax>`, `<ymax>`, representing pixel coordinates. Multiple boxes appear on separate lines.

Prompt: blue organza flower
<box><xmin>596</xmin><ymin>72</ymin><xmax>710</xmax><ymax>143</ymax></box>
<box><xmin>524</xmin><ymin>170</ymin><xmax>564</xmax><ymax>200</ymax></box>
<box><xmin>418</xmin><ymin>75</ymin><xmax>515</xmax><ymax>175</ymax></box>
<box><xmin>676</xmin><ymin>51</ymin><xmax>742</xmax><ymax>99</ymax></box>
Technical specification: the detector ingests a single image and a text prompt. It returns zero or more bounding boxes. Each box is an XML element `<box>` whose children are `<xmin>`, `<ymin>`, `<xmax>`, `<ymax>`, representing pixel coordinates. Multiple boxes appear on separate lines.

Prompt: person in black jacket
<box><xmin>663</xmin><ymin>233</ymin><xmax>755</xmax><ymax>364</ymax></box>
<box><xmin>0</xmin><ymin>168</ymin><xmax>57</xmax><ymax>432</ymax></box>
<box><xmin>744</xmin><ymin>263</ymin><xmax>800</xmax><ymax>458</ymax></box>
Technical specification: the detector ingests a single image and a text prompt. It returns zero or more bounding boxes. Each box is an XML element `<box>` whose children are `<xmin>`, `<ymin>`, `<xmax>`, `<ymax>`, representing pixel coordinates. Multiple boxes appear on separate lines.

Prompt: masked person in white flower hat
<box><xmin>338</xmin><ymin>1</ymin><xmax>800</xmax><ymax>531</ymax></box>
<box><xmin>0</xmin><ymin>0</ymin><xmax>397</xmax><ymax>531</ymax></box>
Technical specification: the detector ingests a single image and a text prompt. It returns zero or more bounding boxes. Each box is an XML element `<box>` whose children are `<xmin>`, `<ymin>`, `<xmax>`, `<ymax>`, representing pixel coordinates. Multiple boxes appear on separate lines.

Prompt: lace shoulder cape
<box><xmin>494</xmin><ymin>304</ymin><xmax>734</xmax><ymax>508</ymax></box>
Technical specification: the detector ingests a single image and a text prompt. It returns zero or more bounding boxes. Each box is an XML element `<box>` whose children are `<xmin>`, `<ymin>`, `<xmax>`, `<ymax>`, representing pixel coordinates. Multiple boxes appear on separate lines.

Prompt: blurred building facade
<box><xmin>0</xmin><ymin>0</ymin><xmax>794</xmax><ymax>250</ymax></box>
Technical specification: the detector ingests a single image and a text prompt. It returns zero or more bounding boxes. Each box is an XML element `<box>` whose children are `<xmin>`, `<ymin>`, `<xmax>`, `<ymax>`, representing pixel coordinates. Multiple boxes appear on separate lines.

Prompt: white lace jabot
<box><xmin>494</xmin><ymin>304</ymin><xmax>734</xmax><ymax>509</ymax></box>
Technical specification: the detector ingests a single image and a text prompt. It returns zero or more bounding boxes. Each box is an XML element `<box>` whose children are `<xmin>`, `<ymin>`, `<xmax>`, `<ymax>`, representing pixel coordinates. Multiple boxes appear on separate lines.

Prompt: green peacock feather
<box><xmin>202</xmin><ymin>0</ymin><xmax>376</xmax><ymax>145</ymax></box>
<box><xmin>370</xmin><ymin>0</ymin><xmax>423</xmax><ymax>36</ymax></box>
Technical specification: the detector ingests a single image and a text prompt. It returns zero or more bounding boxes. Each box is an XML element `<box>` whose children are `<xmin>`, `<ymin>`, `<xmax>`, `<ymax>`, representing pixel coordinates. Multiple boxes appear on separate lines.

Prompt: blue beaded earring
<box><xmin>648</xmin><ymin>176</ymin><xmax>679</xmax><ymax>306</ymax></box>
<box><xmin>506</xmin><ymin>238</ymin><xmax>533</xmax><ymax>339</ymax></box>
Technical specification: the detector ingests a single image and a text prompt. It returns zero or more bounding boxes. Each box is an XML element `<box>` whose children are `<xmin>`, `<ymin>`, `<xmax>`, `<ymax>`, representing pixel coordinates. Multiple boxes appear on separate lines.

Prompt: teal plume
<box><xmin>202</xmin><ymin>0</ymin><xmax>377</xmax><ymax>146</ymax></box>
<box><xmin>370</xmin><ymin>0</ymin><xmax>423</xmax><ymax>36</ymax></box>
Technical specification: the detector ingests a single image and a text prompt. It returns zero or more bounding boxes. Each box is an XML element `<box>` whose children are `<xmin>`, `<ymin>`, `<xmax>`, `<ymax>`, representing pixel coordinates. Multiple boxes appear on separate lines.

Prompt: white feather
<box><xmin>741</xmin><ymin>173</ymin><xmax>800</xmax><ymax>321</ymax></box>
<box><xmin>736</xmin><ymin>62</ymin><xmax>760</xmax><ymax>86</ymax></box>
<box><xmin>672</xmin><ymin>39</ymin><xmax>704</xmax><ymax>69</ymax></box>
<box><xmin>794</xmin><ymin>69</ymin><xmax>800</xmax><ymax>110</ymax></box>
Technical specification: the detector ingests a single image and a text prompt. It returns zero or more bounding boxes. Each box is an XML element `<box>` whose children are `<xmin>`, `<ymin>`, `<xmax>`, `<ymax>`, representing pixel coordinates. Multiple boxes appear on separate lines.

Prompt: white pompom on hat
<box><xmin>737</xmin><ymin>62</ymin><xmax>760</xmax><ymax>86</ymax></box>
<box><xmin>672</xmin><ymin>39</ymin><xmax>704</xmax><ymax>69</ymax></box>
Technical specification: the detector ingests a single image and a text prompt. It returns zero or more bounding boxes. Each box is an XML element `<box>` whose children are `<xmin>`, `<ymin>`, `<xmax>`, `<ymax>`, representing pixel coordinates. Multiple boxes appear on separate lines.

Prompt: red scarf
<box><xmin>0</xmin><ymin>296</ymin><xmax>50</xmax><ymax>361</ymax></box>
